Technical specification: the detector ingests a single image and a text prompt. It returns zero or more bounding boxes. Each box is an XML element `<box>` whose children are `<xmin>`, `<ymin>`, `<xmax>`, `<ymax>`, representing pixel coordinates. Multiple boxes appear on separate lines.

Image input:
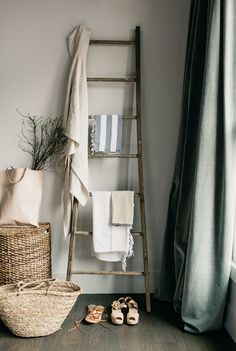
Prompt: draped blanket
<box><xmin>63</xmin><ymin>26</ymin><xmax>91</xmax><ymax>236</ymax></box>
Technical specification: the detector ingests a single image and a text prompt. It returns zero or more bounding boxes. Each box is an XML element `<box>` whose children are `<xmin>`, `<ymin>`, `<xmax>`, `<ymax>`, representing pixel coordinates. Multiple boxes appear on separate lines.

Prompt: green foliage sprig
<box><xmin>18</xmin><ymin>110</ymin><xmax>68</xmax><ymax>170</ymax></box>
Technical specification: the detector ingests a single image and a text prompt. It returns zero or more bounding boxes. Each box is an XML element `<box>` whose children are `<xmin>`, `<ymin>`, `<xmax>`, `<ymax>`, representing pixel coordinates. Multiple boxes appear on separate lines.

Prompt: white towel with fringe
<box><xmin>92</xmin><ymin>191</ymin><xmax>134</xmax><ymax>270</ymax></box>
<box><xmin>63</xmin><ymin>25</ymin><xmax>91</xmax><ymax>237</ymax></box>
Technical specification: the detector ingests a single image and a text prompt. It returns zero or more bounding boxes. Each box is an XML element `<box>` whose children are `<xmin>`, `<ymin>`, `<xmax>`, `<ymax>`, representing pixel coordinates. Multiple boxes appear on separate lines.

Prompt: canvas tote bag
<box><xmin>0</xmin><ymin>167</ymin><xmax>43</xmax><ymax>226</ymax></box>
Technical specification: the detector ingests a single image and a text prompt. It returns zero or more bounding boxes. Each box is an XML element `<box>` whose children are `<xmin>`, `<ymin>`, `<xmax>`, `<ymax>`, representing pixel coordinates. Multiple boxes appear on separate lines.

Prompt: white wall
<box><xmin>0</xmin><ymin>0</ymin><xmax>190</xmax><ymax>293</ymax></box>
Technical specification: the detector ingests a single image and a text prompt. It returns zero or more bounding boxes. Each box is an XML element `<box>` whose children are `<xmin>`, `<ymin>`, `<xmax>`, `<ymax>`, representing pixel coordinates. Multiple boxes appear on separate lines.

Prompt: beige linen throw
<box><xmin>63</xmin><ymin>26</ymin><xmax>91</xmax><ymax>236</ymax></box>
<box><xmin>111</xmin><ymin>191</ymin><xmax>134</xmax><ymax>225</ymax></box>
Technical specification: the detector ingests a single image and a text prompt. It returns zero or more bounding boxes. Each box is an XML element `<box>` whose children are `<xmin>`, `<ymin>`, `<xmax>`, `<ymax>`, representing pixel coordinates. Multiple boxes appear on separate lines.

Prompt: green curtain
<box><xmin>160</xmin><ymin>0</ymin><xmax>236</xmax><ymax>333</ymax></box>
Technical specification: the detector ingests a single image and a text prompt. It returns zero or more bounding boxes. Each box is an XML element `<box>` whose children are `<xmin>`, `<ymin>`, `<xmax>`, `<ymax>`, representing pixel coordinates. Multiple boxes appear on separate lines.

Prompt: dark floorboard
<box><xmin>0</xmin><ymin>294</ymin><xmax>235</xmax><ymax>351</ymax></box>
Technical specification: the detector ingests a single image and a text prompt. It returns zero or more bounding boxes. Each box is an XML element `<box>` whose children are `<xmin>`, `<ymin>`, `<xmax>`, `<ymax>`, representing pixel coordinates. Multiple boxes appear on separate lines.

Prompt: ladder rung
<box><xmin>87</xmin><ymin>77</ymin><xmax>136</xmax><ymax>82</ymax></box>
<box><xmin>88</xmin><ymin>115</ymin><xmax>137</xmax><ymax>120</ymax></box>
<box><xmin>89</xmin><ymin>153</ymin><xmax>138</xmax><ymax>159</ymax></box>
<box><xmin>71</xmin><ymin>270</ymin><xmax>144</xmax><ymax>276</ymax></box>
<box><xmin>89</xmin><ymin>192</ymin><xmax>140</xmax><ymax>197</ymax></box>
<box><xmin>90</xmin><ymin>40</ymin><xmax>135</xmax><ymax>45</ymax></box>
<box><xmin>75</xmin><ymin>230</ymin><xmax>142</xmax><ymax>236</ymax></box>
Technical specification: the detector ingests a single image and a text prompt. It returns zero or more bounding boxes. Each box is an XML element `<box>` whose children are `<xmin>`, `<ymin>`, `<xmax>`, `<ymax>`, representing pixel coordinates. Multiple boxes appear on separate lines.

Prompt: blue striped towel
<box><xmin>90</xmin><ymin>114</ymin><xmax>123</xmax><ymax>153</ymax></box>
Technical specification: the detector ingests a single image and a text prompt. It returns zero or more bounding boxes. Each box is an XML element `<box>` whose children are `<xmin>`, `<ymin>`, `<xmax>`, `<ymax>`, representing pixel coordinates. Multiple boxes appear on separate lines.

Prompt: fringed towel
<box><xmin>112</xmin><ymin>191</ymin><xmax>134</xmax><ymax>225</ymax></box>
<box><xmin>90</xmin><ymin>114</ymin><xmax>123</xmax><ymax>154</ymax></box>
<box><xmin>63</xmin><ymin>25</ymin><xmax>91</xmax><ymax>236</ymax></box>
<box><xmin>92</xmin><ymin>191</ymin><xmax>134</xmax><ymax>271</ymax></box>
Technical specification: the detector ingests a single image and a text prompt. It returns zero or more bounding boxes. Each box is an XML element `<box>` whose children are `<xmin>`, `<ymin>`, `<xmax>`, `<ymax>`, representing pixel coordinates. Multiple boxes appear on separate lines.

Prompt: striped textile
<box><xmin>90</xmin><ymin>114</ymin><xmax>123</xmax><ymax>153</ymax></box>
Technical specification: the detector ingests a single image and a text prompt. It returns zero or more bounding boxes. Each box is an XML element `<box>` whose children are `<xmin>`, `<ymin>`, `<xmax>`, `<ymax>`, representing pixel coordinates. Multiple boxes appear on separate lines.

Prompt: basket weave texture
<box><xmin>0</xmin><ymin>279</ymin><xmax>82</xmax><ymax>337</ymax></box>
<box><xmin>0</xmin><ymin>223</ymin><xmax>51</xmax><ymax>285</ymax></box>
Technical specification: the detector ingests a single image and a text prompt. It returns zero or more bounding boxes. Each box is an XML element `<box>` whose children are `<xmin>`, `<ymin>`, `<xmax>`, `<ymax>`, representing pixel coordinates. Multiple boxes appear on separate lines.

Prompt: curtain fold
<box><xmin>160</xmin><ymin>0</ymin><xmax>236</xmax><ymax>333</ymax></box>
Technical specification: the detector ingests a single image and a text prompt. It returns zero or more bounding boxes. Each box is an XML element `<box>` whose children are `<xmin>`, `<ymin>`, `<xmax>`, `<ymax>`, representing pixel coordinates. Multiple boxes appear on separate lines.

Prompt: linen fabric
<box><xmin>111</xmin><ymin>191</ymin><xmax>134</xmax><ymax>226</ymax></box>
<box><xmin>159</xmin><ymin>0</ymin><xmax>236</xmax><ymax>333</ymax></box>
<box><xmin>92</xmin><ymin>191</ymin><xmax>134</xmax><ymax>270</ymax></box>
<box><xmin>63</xmin><ymin>26</ymin><xmax>91</xmax><ymax>236</ymax></box>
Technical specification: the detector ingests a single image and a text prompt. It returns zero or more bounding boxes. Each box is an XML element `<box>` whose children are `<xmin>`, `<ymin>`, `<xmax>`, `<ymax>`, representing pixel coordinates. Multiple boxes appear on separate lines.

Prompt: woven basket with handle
<box><xmin>0</xmin><ymin>279</ymin><xmax>82</xmax><ymax>337</ymax></box>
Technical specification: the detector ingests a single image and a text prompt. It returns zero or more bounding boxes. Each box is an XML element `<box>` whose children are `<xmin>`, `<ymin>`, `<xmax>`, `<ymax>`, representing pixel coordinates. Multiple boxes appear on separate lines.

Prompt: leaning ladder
<box><xmin>66</xmin><ymin>26</ymin><xmax>151</xmax><ymax>312</ymax></box>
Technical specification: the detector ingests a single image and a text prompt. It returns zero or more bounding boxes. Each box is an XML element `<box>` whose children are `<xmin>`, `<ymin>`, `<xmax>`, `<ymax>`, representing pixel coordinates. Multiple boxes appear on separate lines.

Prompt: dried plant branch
<box><xmin>17</xmin><ymin>110</ymin><xmax>67</xmax><ymax>170</ymax></box>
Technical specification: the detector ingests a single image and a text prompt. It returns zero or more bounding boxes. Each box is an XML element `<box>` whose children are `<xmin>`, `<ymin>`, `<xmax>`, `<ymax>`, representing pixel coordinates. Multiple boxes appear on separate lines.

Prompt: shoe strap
<box><xmin>125</xmin><ymin>297</ymin><xmax>138</xmax><ymax>309</ymax></box>
<box><xmin>87</xmin><ymin>306</ymin><xmax>104</xmax><ymax>319</ymax></box>
<box><xmin>129</xmin><ymin>300</ymin><xmax>138</xmax><ymax>309</ymax></box>
<box><xmin>111</xmin><ymin>300</ymin><xmax>127</xmax><ymax>310</ymax></box>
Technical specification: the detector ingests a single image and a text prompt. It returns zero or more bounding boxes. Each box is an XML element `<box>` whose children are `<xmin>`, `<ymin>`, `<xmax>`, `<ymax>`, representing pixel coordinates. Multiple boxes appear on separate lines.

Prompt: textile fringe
<box><xmin>121</xmin><ymin>229</ymin><xmax>134</xmax><ymax>271</ymax></box>
<box><xmin>89</xmin><ymin>115</ymin><xmax>96</xmax><ymax>155</ymax></box>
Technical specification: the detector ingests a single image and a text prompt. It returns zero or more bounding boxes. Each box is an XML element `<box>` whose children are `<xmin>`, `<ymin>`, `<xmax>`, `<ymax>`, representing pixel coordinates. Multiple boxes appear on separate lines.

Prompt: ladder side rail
<box><xmin>135</xmin><ymin>26</ymin><xmax>151</xmax><ymax>312</ymax></box>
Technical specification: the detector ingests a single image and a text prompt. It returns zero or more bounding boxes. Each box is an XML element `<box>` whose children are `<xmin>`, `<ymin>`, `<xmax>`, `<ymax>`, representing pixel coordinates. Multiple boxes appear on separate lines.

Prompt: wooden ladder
<box><xmin>66</xmin><ymin>26</ymin><xmax>151</xmax><ymax>312</ymax></box>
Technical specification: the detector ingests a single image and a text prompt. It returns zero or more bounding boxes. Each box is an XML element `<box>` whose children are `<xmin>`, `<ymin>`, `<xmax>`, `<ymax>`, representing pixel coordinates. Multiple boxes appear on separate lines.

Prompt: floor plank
<box><xmin>0</xmin><ymin>294</ymin><xmax>235</xmax><ymax>351</ymax></box>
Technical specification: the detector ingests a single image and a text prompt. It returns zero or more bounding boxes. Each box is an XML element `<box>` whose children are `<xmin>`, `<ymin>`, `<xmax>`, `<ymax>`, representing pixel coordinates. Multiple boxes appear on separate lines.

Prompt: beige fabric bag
<box><xmin>0</xmin><ymin>167</ymin><xmax>43</xmax><ymax>226</ymax></box>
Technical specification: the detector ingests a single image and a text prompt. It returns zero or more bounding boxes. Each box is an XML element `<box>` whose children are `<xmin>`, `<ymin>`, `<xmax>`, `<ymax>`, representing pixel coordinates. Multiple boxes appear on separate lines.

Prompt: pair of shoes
<box><xmin>69</xmin><ymin>298</ymin><xmax>139</xmax><ymax>332</ymax></box>
<box><xmin>111</xmin><ymin>296</ymin><xmax>139</xmax><ymax>325</ymax></box>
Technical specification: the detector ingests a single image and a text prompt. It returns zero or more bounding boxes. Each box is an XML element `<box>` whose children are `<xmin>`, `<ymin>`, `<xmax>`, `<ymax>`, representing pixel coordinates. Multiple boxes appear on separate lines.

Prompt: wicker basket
<box><xmin>0</xmin><ymin>279</ymin><xmax>82</xmax><ymax>337</ymax></box>
<box><xmin>0</xmin><ymin>224</ymin><xmax>51</xmax><ymax>285</ymax></box>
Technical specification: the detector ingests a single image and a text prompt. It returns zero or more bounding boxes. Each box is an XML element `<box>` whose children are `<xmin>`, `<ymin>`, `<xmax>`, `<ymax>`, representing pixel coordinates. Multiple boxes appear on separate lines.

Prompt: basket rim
<box><xmin>0</xmin><ymin>223</ymin><xmax>50</xmax><ymax>236</ymax></box>
<box><xmin>0</xmin><ymin>222</ymin><xmax>49</xmax><ymax>227</ymax></box>
<box><xmin>0</xmin><ymin>223</ymin><xmax>50</xmax><ymax>229</ymax></box>
<box><xmin>0</xmin><ymin>280</ymin><xmax>82</xmax><ymax>298</ymax></box>
<box><xmin>0</xmin><ymin>289</ymin><xmax>82</xmax><ymax>298</ymax></box>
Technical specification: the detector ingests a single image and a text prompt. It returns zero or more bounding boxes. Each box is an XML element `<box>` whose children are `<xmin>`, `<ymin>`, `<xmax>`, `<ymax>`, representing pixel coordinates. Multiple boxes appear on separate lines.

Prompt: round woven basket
<box><xmin>0</xmin><ymin>279</ymin><xmax>82</xmax><ymax>337</ymax></box>
<box><xmin>0</xmin><ymin>224</ymin><xmax>51</xmax><ymax>285</ymax></box>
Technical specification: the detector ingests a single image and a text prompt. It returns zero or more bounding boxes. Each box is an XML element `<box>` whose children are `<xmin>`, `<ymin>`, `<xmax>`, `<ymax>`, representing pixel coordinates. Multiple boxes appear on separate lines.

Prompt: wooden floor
<box><xmin>0</xmin><ymin>294</ymin><xmax>235</xmax><ymax>351</ymax></box>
